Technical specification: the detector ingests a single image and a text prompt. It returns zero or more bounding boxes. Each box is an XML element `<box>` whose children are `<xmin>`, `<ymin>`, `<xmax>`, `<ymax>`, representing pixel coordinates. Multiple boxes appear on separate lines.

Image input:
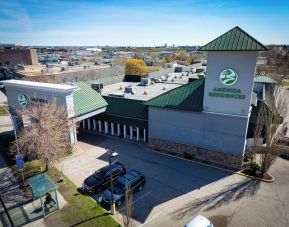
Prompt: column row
<box><xmin>81</xmin><ymin>119</ymin><xmax>147</xmax><ymax>142</ymax></box>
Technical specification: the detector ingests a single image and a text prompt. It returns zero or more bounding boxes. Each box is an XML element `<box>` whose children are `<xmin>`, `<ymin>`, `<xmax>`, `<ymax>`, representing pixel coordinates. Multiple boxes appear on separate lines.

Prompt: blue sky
<box><xmin>0</xmin><ymin>0</ymin><xmax>288</xmax><ymax>46</ymax></box>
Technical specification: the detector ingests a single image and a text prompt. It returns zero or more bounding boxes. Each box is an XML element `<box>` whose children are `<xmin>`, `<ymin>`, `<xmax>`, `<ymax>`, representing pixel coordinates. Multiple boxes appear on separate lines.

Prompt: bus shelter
<box><xmin>27</xmin><ymin>173</ymin><xmax>59</xmax><ymax>217</ymax></box>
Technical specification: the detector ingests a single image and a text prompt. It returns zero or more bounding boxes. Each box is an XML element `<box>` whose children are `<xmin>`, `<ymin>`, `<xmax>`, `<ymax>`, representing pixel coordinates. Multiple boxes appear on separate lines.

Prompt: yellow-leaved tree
<box><xmin>125</xmin><ymin>59</ymin><xmax>148</xmax><ymax>76</ymax></box>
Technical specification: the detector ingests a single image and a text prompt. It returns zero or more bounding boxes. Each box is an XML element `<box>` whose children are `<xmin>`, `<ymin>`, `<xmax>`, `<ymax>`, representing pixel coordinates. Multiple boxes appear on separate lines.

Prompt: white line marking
<box><xmin>138</xmin><ymin>204</ymin><xmax>171</xmax><ymax>227</ymax></box>
<box><xmin>118</xmin><ymin>190</ymin><xmax>152</xmax><ymax>212</ymax></box>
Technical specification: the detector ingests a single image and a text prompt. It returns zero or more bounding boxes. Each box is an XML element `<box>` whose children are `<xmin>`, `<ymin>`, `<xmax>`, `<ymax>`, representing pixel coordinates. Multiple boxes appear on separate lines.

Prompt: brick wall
<box><xmin>0</xmin><ymin>49</ymin><xmax>38</xmax><ymax>66</ymax></box>
<box><xmin>149</xmin><ymin>137</ymin><xmax>243</xmax><ymax>171</ymax></box>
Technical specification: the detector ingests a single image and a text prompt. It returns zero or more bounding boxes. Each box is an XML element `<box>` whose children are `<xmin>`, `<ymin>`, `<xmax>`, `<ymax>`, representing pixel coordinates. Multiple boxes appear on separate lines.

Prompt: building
<box><xmin>3</xmin><ymin>26</ymin><xmax>282</xmax><ymax>170</ymax></box>
<box><xmin>2</xmin><ymin>80</ymin><xmax>108</xmax><ymax>144</ymax></box>
<box><xmin>0</xmin><ymin>49</ymin><xmax>38</xmax><ymax>66</ymax></box>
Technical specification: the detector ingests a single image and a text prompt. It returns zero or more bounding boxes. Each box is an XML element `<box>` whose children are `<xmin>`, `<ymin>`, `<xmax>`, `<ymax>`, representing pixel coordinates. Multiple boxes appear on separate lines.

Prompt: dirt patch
<box><xmin>208</xmin><ymin>215</ymin><xmax>229</xmax><ymax>227</ymax></box>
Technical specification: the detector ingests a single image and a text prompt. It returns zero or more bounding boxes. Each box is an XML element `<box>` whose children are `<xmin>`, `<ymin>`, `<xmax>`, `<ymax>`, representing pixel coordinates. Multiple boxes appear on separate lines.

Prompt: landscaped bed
<box><xmin>12</xmin><ymin>161</ymin><xmax>120</xmax><ymax>227</ymax></box>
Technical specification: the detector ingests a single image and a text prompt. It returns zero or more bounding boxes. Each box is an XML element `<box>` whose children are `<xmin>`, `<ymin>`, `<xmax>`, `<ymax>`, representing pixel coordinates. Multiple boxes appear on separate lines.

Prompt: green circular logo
<box><xmin>219</xmin><ymin>68</ymin><xmax>238</xmax><ymax>86</ymax></box>
<box><xmin>17</xmin><ymin>94</ymin><xmax>28</xmax><ymax>108</ymax></box>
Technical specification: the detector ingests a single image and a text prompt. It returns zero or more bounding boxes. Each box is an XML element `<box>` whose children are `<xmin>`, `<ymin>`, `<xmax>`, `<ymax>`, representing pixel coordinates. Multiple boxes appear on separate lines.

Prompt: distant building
<box><xmin>0</xmin><ymin>49</ymin><xmax>38</xmax><ymax>66</ymax></box>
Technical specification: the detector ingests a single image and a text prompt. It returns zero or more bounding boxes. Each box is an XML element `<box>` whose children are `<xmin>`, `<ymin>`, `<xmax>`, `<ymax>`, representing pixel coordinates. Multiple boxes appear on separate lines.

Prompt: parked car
<box><xmin>82</xmin><ymin>162</ymin><xmax>126</xmax><ymax>194</ymax></box>
<box><xmin>185</xmin><ymin>215</ymin><xmax>214</xmax><ymax>227</ymax></box>
<box><xmin>100</xmin><ymin>170</ymin><xmax>145</xmax><ymax>207</ymax></box>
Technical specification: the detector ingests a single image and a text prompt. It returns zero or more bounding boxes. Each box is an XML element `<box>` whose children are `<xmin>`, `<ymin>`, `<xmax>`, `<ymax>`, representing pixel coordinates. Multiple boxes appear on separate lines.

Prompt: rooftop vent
<box><xmin>140</xmin><ymin>78</ymin><xmax>151</xmax><ymax>86</ymax></box>
<box><xmin>125</xmin><ymin>85</ymin><xmax>136</xmax><ymax>94</ymax></box>
<box><xmin>91</xmin><ymin>82</ymin><xmax>103</xmax><ymax>93</ymax></box>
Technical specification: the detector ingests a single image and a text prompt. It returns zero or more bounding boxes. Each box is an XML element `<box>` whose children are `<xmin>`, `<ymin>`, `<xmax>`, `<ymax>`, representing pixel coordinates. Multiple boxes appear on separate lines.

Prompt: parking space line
<box><xmin>138</xmin><ymin>204</ymin><xmax>171</xmax><ymax>227</ymax></box>
<box><xmin>118</xmin><ymin>190</ymin><xmax>152</xmax><ymax>212</ymax></box>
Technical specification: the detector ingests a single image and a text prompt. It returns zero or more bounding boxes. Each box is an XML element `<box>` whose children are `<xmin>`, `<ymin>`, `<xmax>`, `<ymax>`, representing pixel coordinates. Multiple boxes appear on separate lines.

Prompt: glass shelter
<box><xmin>27</xmin><ymin>173</ymin><xmax>59</xmax><ymax>217</ymax></box>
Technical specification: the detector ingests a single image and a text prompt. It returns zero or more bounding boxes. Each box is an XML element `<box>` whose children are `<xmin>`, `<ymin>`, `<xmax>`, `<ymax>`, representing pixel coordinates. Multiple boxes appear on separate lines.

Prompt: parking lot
<box><xmin>57</xmin><ymin>132</ymin><xmax>289</xmax><ymax>227</ymax></box>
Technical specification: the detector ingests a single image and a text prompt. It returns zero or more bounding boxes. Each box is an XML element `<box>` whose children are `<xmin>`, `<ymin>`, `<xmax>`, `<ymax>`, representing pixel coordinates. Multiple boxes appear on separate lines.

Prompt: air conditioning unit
<box><xmin>91</xmin><ymin>82</ymin><xmax>103</xmax><ymax>93</ymax></box>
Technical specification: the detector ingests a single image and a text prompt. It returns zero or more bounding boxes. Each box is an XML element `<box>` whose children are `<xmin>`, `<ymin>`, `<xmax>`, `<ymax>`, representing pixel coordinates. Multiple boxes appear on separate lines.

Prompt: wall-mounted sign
<box><xmin>219</xmin><ymin>68</ymin><xmax>238</xmax><ymax>86</ymax></box>
<box><xmin>17</xmin><ymin>94</ymin><xmax>28</xmax><ymax>108</ymax></box>
<box><xmin>209</xmin><ymin>87</ymin><xmax>245</xmax><ymax>99</ymax></box>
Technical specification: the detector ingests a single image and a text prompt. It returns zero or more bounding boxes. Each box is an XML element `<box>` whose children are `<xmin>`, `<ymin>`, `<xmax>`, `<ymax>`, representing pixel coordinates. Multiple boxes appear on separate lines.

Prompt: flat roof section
<box><xmin>2</xmin><ymin>79</ymin><xmax>78</xmax><ymax>93</ymax></box>
<box><xmin>101</xmin><ymin>81</ymin><xmax>183</xmax><ymax>101</ymax></box>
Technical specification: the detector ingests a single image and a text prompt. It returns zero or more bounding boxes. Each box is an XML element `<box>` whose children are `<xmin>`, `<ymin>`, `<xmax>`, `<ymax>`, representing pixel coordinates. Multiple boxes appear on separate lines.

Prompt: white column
<box><xmin>93</xmin><ymin>119</ymin><xmax>96</xmax><ymax>131</ymax></box>
<box><xmin>130</xmin><ymin>126</ymin><xmax>133</xmax><ymax>140</ymax></box>
<box><xmin>104</xmin><ymin>121</ymin><xmax>108</xmax><ymax>134</ymax></box>
<box><xmin>111</xmin><ymin>122</ymin><xmax>114</xmax><ymax>135</ymax></box>
<box><xmin>87</xmin><ymin>119</ymin><xmax>91</xmax><ymax>130</ymax></box>
<box><xmin>123</xmin><ymin>125</ymin><xmax>127</xmax><ymax>139</ymax></box>
<box><xmin>143</xmin><ymin>128</ymin><xmax>146</xmax><ymax>142</ymax></box>
<box><xmin>98</xmin><ymin>120</ymin><xmax>102</xmax><ymax>132</ymax></box>
<box><xmin>117</xmin><ymin>124</ymin><xmax>120</xmax><ymax>136</ymax></box>
<box><xmin>82</xmin><ymin>120</ymin><xmax>86</xmax><ymax>129</ymax></box>
<box><xmin>136</xmin><ymin>127</ymin><xmax>139</xmax><ymax>141</ymax></box>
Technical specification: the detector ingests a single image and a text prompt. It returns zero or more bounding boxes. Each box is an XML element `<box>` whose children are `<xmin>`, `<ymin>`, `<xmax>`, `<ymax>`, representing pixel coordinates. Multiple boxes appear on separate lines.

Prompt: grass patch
<box><xmin>12</xmin><ymin>160</ymin><xmax>120</xmax><ymax>227</ymax></box>
<box><xmin>281</xmin><ymin>80</ymin><xmax>289</xmax><ymax>86</ymax></box>
<box><xmin>0</xmin><ymin>105</ymin><xmax>8</xmax><ymax>116</ymax></box>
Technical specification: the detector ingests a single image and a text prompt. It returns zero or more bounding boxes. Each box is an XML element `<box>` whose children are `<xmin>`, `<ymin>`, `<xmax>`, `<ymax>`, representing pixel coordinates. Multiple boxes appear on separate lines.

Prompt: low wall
<box><xmin>149</xmin><ymin>137</ymin><xmax>243</xmax><ymax>171</ymax></box>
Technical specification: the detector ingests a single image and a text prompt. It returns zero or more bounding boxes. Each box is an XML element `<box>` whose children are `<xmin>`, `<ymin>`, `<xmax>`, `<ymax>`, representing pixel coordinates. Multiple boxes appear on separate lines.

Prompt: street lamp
<box><xmin>0</xmin><ymin>104</ymin><xmax>24</xmax><ymax>186</ymax></box>
<box><xmin>106</xmin><ymin>147</ymin><xmax>118</xmax><ymax>215</ymax></box>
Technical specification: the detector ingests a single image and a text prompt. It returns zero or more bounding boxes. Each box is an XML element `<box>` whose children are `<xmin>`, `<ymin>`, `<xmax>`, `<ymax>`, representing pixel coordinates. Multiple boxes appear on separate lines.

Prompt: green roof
<box><xmin>200</xmin><ymin>26</ymin><xmax>267</xmax><ymax>51</ymax></box>
<box><xmin>254</xmin><ymin>76</ymin><xmax>277</xmax><ymax>84</ymax></box>
<box><xmin>145</xmin><ymin>79</ymin><xmax>205</xmax><ymax>112</ymax></box>
<box><xmin>96</xmin><ymin>96</ymin><xmax>148</xmax><ymax>128</ymax></box>
<box><xmin>103</xmin><ymin>96</ymin><xmax>148</xmax><ymax>120</ymax></box>
<box><xmin>73</xmin><ymin>82</ymin><xmax>107</xmax><ymax>117</ymax></box>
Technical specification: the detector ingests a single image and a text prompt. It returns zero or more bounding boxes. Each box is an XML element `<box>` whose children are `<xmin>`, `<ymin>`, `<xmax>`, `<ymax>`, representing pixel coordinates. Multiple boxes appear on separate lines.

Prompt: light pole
<box><xmin>0</xmin><ymin>104</ymin><xmax>20</xmax><ymax>153</ymax></box>
<box><xmin>106</xmin><ymin>147</ymin><xmax>118</xmax><ymax>215</ymax></box>
<box><xmin>0</xmin><ymin>104</ymin><xmax>24</xmax><ymax>186</ymax></box>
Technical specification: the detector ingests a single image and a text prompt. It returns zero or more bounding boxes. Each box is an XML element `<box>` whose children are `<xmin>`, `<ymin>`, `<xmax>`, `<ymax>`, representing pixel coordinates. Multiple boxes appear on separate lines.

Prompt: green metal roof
<box><xmin>73</xmin><ymin>82</ymin><xmax>108</xmax><ymax>117</ymax></box>
<box><xmin>145</xmin><ymin>79</ymin><xmax>205</xmax><ymax>112</ymax></box>
<box><xmin>200</xmin><ymin>26</ymin><xmax>267</xmax><ymax>51</ymax></box>
<box><xmin>103</xmin><ymin>96</ymin><xmax>148</xmax><ymax>120</ymax></box>
<box><xmin>254</xmin><ymin>76</ymin><xmax>277</xmax><ymax>84</ymax></box>
<box><xmin>27</xmin><ymin>173</ymin><xmax>58</xmax><ymax>198</ymax></box>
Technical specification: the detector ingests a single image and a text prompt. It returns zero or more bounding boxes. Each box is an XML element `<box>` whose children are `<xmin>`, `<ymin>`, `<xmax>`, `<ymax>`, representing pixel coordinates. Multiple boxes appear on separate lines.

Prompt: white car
<box><xmin>185</xmin><ymin>215</ymin><xmax>214</xmax><ymax>227</ymax></box>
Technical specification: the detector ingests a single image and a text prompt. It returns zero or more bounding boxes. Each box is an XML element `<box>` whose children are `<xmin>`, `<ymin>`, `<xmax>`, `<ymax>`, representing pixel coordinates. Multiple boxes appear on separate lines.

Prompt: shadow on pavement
<box><xmin>173</xmin><ymin>179</ymin><xmax>260</xmax><ymax>220</ymax></box>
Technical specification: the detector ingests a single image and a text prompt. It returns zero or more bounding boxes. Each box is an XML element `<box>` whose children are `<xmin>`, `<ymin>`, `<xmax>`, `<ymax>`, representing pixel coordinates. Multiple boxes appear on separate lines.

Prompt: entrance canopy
<box><xmin>27</xmin><ymin>173</ymin><xmax>58</xmax><ymax>198</ymax></box>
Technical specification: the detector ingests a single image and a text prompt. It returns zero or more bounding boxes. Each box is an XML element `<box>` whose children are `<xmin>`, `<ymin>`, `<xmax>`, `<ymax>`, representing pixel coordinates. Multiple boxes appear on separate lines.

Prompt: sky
<box><xmin>0</xmin><ymin>0</ymin><xmax>289</xmax><ymax>46</ymax></box>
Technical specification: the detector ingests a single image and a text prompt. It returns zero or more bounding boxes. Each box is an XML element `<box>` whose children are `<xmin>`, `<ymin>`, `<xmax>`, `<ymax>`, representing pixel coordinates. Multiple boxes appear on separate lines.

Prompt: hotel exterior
<box><xmin>3</xmin><ymin>26</ymin><xmax>279</xmax><ymax>170</ymax></box>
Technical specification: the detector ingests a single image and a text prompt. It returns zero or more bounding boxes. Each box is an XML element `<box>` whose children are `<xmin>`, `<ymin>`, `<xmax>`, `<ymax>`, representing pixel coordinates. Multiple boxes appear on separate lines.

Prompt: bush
<box><xmin>249</xmin><ymin>161</ymin><xmax>261</xmax><ymax>175</ymax></box>
<box><xmin>244</xmin><ymin>152</ymin><xmax>253</xmax><ymax>162</ymax></box>
<box><xmin>125</xmin><ymin>59</ymin><xmax>148</xmax><ymax>76</ymax></box>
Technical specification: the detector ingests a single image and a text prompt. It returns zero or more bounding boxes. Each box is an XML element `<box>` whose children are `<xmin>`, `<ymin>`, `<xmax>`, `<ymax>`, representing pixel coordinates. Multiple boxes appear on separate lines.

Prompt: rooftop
<box><xmin>17</xmin><ymin>64</ymin><xmax>110</xmax><ymax>77</ymax></box>
<box><xmin>2</xmin><ymin>79</ymin><xmax>78</xmax><ymax>93</ymax></box>
<box><xmin>101</xmin><ymin>80</ymin><xmax>184</xmax><ymax>101</ymax></box>
<box><xmin>145</xmin><ymin>79</ymin><xmax>205</xmax><ymax>112</ymax></box>
<box><xmin>200</xmin><ymin>26</ymin><xmax>267</xmax><ymax>51</ymax></box>
<box><xmin>254</xmin><ymin>75</ymin><xmax>277</xmax><ymax>84</ymax></box>
<box><xmin>73</xmin><ymin>82</ymin><xmax>107</xmax><ymax>117</ymax></box>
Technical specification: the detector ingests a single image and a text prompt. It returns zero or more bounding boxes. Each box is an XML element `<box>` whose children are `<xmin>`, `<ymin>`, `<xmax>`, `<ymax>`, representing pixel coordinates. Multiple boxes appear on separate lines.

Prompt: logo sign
<box><xmin>17</xmin><ymin>94</ymin><xmax>28</xmax><ymax>108</ymax></box>
<box><xmin>16</xmin><ymin>154</ymin><xmax>24</xmax><ymax>170</ymax></box>
<box><xmin>219</xmin><ymin>68</ymin><xmax>238</xmax><ymax>86</ymax></box>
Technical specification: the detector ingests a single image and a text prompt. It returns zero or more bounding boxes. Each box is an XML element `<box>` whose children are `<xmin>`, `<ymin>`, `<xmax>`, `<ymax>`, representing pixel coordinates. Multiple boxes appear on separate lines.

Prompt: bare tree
<box><xmin>10</xmin><ymin>101</ymin><xmax>77</xmax><ymax>170</ymax></box>
<box><xmin>122</xmin><ymin>187</ymin><xmax>134</xmax><ymax>227</ymax></box>
<box><xmin>253</xmin><ymin>84</ymin><xmax>289</xmax><ymax>176</ymax></box>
